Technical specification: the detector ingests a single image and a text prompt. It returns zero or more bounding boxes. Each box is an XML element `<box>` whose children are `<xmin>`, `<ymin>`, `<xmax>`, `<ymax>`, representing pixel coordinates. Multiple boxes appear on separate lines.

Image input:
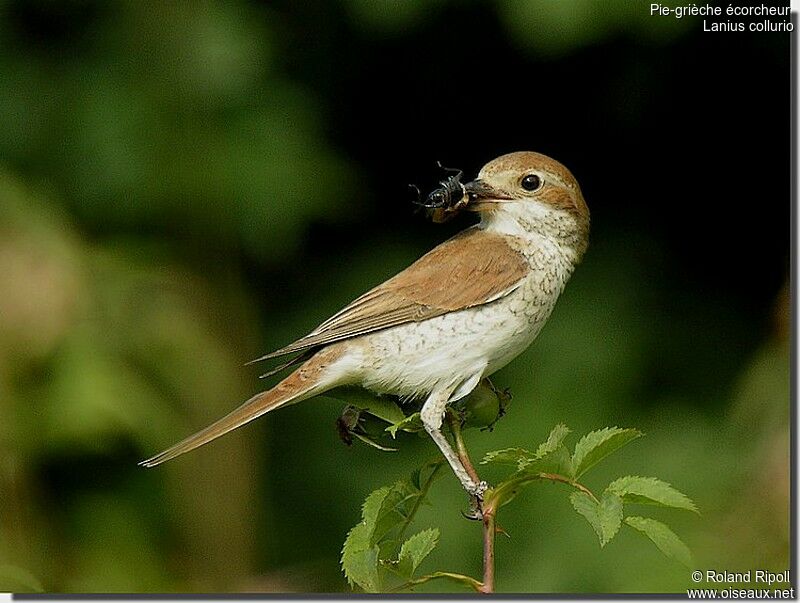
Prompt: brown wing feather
<box><xmin>253</xmin><ymin>227</ymin><xmax>529</xmax><ymax>361</ymax></box>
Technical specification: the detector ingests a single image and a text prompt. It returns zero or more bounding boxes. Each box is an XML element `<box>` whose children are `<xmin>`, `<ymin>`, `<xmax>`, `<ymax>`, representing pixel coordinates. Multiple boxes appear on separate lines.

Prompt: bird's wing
<box><xmin>253</xmin><ymin>227</ymin><xmax>529</xmax><ymax>361</ymax></box>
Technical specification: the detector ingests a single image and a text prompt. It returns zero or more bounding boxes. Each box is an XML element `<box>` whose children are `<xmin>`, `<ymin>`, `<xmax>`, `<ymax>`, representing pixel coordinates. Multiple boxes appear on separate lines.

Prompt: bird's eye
<box><xmin>521</xmin><ymin>174</ymin><xmax>542</xmax><ymax>192</ymax></box>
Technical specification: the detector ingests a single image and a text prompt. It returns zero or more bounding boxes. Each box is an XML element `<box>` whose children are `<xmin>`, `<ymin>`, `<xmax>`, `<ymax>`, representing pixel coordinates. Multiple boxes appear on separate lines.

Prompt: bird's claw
<box><xmin>461</xmin><ymin>481</ymin><xmax>490</xmax><ymax>521</ymax></box>
<box><xmin>469</xmin><ymin>480</ymin><xmax>489</xmax><ymax>498</ymax></box>
<box><xmin>461</xmin><ymin>502</ymin><xmax>483</xmax><ymax>521</ymax></box>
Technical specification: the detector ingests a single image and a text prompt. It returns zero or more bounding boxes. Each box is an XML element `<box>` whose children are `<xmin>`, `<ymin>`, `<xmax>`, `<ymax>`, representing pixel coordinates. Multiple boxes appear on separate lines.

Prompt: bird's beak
<box><xmin>463</xmin><ymin>179</ymin><xmax>512</xmax><ymax>211</ymax></box>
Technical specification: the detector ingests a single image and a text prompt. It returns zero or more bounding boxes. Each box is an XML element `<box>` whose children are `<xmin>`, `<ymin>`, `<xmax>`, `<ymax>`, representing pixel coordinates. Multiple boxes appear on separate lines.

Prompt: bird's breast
<box><xmin>357</xmin><ymin>239</ymin><xmax>576</xmax><ymax>398</ymax></box>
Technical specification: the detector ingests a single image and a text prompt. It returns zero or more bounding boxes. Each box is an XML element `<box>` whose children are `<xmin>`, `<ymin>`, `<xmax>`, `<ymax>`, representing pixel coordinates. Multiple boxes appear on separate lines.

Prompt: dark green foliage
<box><xmin>342</xmin><ymin>423</ymin><xmax>697</xmax><ymax>592</ymax></box>
<box><xmin>482</xmin><ymin>425</ymin><xmax>695</xmax><ymax>562</ymax></box>
<box><xmin>340</xmin><ymin>462</ymin><xmax>443</xmax><ymax>592</ymax></box>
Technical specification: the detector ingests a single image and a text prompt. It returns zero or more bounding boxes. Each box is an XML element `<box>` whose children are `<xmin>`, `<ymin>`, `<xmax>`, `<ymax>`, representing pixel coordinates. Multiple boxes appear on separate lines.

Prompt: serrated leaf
<box><xmin>624</xmin><ymin>516</ymin><xmax>693</xmax><ymax>568</ymax></box>
<box><xmin>570</xmin><ymin>491</ymin><xmax>623</xmax><ymax>547</ymax></box>
<box><xmin>341</xmin><ymin>485</ymin><xmax>401</xmax><ymax>590</ymax></box>
<box><xmin>373</xmin><ymin>489</ymin><xmax>414</xmax><ymax>547</ymax></box>
<box><xmin>484</xmin><ymin>451</ymin><xmax>572</xmax><ymax>509</ymax></box>
<box><xmin>341</xmin><ymin>533</ymin><xmax>381</xmax><ymax>592</ymax></box>
<box><xmin>341</xmin><ymin>532</ymin><xmax>380</xmax><ymax>592</ymax></box>
<box><xmin>386</xmin><ymin>412</ymin><xmax>423</xmax><ymax>437</ymax></box>
<box><xmin>342</xmin><ymin>464</ymin><xmax>442</xmax><ymax>591</ymax></box>
<box><xmin>607</xmin><ymin>476</ymin><xmax>698</xmax><ymax>513</ymax></box>
<box><xmin>341</xmin><ymin>487</ymin><xmax>392</xmax><ymax>591</ymax></box>
<box><xmin>535</xmin><ymin>445</ymin><xmax>575</xmax><ymax>476</ymax></box>
<box><xmin>397</xmin><ymin>528</ymin><xmax>439</xmax><ymax>578</ymax></box>
<box><xmin>480</xmin><ymin>447</ymin><xmax>535</xmax><ymax>467</ymax></box>
<box><xmin>362</xmin><ymin>486</ymin><xmax>392</xmax><ymax>531</ymax></box>
<box><xmin>482</xmin><ymin>425</ymin><xmax>571</xmax><ymax>470</ymax></box>
<box><xmin>571</xmin><ymin>427</ymin><xmax>642</xmax><ymax>478</ymax></box>
<box><xmin>533</xmin><ymin>423</ymin><xmax>571</xmax><ymax>460</ymax></box>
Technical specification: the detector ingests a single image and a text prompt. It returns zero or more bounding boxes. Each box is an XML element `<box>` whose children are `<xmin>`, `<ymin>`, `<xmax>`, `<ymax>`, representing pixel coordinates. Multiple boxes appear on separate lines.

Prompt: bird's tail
<box><xmin>139</xmin><ymin>346</ymin><xmax>346</xmax><ymax>467</ymax></box>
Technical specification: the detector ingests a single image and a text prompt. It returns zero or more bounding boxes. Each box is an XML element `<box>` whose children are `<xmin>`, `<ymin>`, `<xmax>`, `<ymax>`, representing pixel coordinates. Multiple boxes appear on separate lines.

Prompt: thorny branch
<box><xmin>446</xmin><ymin>411</ymin><xmax>496</xmax><ymax>594</ymax></box>
<box><xmin>443</xmin><ymin>410</ymin><xmax>599</xmax><ymax>594</ymax></box>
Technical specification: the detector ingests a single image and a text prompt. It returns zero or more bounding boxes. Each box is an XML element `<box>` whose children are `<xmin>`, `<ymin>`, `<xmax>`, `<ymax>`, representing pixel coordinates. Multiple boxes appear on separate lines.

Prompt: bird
<box><xmin>140</xmin><ymin>151</ymin><xmax>590</xmax><ymax>501</ymax></box>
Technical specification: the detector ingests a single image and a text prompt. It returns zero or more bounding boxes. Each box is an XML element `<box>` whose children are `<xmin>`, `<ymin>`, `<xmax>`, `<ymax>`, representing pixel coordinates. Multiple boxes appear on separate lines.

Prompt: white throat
<box><xmin>479</xmin><ymin>201</ymin><xmax>586</xmax><ymax>263</ymax></box>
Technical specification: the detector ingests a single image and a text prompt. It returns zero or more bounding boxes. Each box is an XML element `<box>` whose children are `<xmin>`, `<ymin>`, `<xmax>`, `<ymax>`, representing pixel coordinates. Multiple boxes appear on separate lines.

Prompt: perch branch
<box><xmin>445</xmin><ymin>410</ymin><xmax>496</xmax><ymax>594</ymax></box>
<box><xmin>479</xmin><ymin>501</ymin><xmax>496</xmax><ymax>593</ymax></box>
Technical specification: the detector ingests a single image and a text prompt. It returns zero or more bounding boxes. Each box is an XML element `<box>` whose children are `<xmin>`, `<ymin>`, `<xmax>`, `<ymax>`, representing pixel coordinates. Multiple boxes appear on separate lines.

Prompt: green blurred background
<box><xmin>0</xmin><ymin>0</ymin><xmax>790</xmax><ymax>593</ymax></box>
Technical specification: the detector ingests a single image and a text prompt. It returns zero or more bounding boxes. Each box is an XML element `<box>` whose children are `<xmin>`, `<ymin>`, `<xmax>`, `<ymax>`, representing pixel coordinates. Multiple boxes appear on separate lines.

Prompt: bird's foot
<box><xmin>469</xmin><ymin>480</ymin><xmax>489</xmax><ymax>498</ymax></box>
<box><xmin>461</xmin><ymin>481</ymin><xmax>489</xmax><ymax>521</ymax></box>
<box><xmin>462</xmin><ymin>495</ymin><xmax>484</xmax><ymax>521</ymax></box>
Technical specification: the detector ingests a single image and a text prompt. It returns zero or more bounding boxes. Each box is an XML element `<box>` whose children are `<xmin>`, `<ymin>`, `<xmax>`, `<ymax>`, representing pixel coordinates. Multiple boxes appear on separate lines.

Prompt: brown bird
<box><xmin>140</xmin><ymin>151</ymin><xmax>590</xmax><ymax>499</ymax></box>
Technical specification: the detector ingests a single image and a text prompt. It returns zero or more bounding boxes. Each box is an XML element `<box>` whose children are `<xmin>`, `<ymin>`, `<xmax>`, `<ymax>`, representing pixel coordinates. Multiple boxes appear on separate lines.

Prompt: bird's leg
<box><xmin>445</xmin><ymin>409</ymin><xmax>485</xmax><ymax>521</ymax></box>
<box><xmin>420</xmin><ymin>387</ymin><xmax>488</xmax><ymax>501</ymax></box>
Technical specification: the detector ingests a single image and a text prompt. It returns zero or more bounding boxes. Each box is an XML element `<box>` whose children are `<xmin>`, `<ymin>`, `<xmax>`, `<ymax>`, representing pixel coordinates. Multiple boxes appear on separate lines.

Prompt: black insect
<box><xmin>418</xmin><ymin>162</ymin><xmax>467</xmax><ymax>210</ymax></box>
<box><xmin>409</xmin><ymin>162</ymin><xmax>471</xmax><ymax>223</ymax></box>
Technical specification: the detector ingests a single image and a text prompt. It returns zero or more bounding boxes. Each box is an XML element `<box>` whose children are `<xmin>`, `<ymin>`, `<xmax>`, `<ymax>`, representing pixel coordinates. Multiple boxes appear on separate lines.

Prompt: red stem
<box><xmin>479</xmin><ymin>503</ymin><xmax>496</xmax><ymax>594</ymax></box>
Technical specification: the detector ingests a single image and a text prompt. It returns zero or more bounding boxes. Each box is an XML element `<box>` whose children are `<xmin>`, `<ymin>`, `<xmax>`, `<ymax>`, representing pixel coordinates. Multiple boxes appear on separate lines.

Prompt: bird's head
<box><xmin>464</xmin><ymin>152</ymin><xmax>589</xmax><ymax>258</ymax></box>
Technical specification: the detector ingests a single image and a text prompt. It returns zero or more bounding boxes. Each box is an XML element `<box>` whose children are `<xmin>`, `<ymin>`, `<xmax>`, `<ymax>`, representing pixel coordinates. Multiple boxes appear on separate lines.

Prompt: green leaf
<box><xmin>386</xmin><ymin>412</ymin><xmax>423</xmax><ymax>437</ymax></box>
<box><xmin>482</xmin><ymin>424</ymin><xmax>571</xmax><ymax>470</ymax></box>
<box><xmin>536</xmin><ymin>445</ymin><xmax>575</xmax><ymax>476</ymax></box>
<box><xmin>341</xmin><ymin>536</ymin><xmax>381</xmax><ymax>592</ymax></box>
<box><xmin>484</xmin><ymin>454</ymin><xmax>573</xmax><ymax>509</ymax></box>
<box><xmin>372</xmin><ymin>487</ymin><xmax>413</xmax><ymax>547</ymax></box>
<box><xmin>341</xmin><ymin>487</ymin><xmax>393</xmax><ymax>591</ymax></box>
<box><xmin>624</xmin><ymin>516</ymin><xmax>693</xmax><ymax>568</ymax></box>
<box><xmin>533</xmin><ymin>423</ymin><xmax>571</xmax><ymax>460</ymax></box>
<box><xmin>341</xmin><ymin>463</ymin><xmax>442</xmax><ymax>591</ymax></box>
<box><xmin>397</xmin><ymin>528</ymin><xmax>439</xmax><ymax>578</ymax></box>
<box><xmin>484</xmin><ymin>473</ymin><xmax>537</xmax><ymax>509</ymax></box>
<box><xmin>408</xmin><ymin>459</ymin><xmax>443</xmax><ymax>491</ymax></box>
<box><xmin>531</xmin><ymin>425</ymin><xmax>574</xmax><ymax>475</ymax></box>
<box><xmin>606</xmin><ymin>476</ymin><xmax>698</xmax><ymax>513</ymax></box>
<box><xmin>571</xmin><ymin>427</ymin><xmax>642</xmax><ymax>478</ymax></box>
<box><xmin>480</xmin><ymin>447</ymin><xmax>535</xmax><ymax>467</ymax></box>
<box><xmin>362</xmin><ymin>486</ymin><xmax>392</xmax><ymax>531</ymax></box>
<box><xmin>570</xmin><ymin>491</ymin><xmax>623</xmax><ymax>547</ymax></box>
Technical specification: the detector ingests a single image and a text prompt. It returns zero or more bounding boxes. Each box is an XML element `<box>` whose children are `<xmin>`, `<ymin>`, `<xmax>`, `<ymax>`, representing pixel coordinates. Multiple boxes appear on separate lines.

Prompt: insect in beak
<box><xmin>411</xmin><ymin>162</ymin><xmax>471</xmax><ymax>223</ymax></box>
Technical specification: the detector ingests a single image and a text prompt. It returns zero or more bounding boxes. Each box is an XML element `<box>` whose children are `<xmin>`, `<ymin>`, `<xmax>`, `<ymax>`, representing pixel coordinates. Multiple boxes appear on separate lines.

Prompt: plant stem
<box><xmin>479</xmin><ymin>502</ymin><xmax>496</xmax><ymax>594</ymax></box>
<box><xmin>537</xmin><ymin>472</ymin><xmax>598</xmax><ymax>503</ymax></box>
<box><xmin>392</xmin><ymin>571</ymin><xmax>484</xmax><ymax>593</ymax></box>
<box><xmin>445</xmin><ymin>410</ymin><xmax>496</xmax><ymax>594</ymax></box>
<box><xmin>396</xmin><ymin>462</ymin><xmax>442</xmax><ymax>543</ymax></box>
